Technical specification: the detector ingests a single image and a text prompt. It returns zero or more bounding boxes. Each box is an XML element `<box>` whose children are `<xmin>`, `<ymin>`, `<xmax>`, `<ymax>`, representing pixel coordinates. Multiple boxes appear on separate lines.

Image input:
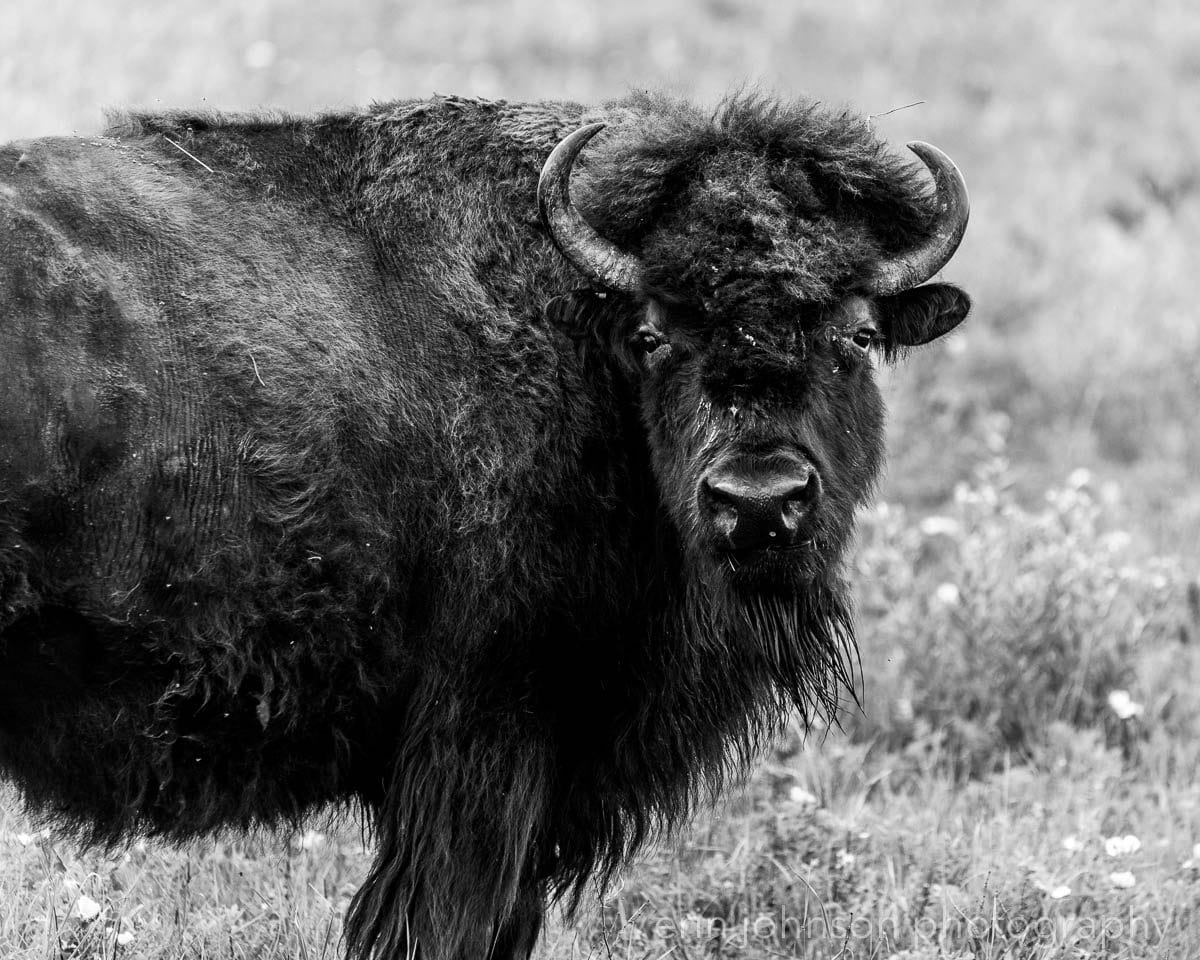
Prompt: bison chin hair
<box><xmin>678</xmin><ymin>560</ymin><xmax>859</xmax><ymax>735</ymax></box>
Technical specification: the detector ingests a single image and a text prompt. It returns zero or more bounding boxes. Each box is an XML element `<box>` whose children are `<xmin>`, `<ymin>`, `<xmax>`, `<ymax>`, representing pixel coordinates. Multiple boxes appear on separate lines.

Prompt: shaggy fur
<box><xmin>0</xmin><ymin>92</ymin><xmax>970</xmax><ymax>960</ymax></box>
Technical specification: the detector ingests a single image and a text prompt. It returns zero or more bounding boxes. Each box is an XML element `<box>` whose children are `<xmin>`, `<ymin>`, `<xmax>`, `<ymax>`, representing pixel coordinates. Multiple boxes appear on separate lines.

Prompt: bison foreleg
<box><xmin>345</xmin><ymin>707</ymin><xmax>551</xmax><ymax>960</ymax></box>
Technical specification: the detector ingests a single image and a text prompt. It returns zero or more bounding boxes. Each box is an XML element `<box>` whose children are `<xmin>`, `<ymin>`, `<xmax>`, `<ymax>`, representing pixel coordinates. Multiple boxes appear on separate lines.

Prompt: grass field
<box><xmin>3</xmin><ymin>0</ymin><xmax>1200</xmax><ymax>957</ymax></box>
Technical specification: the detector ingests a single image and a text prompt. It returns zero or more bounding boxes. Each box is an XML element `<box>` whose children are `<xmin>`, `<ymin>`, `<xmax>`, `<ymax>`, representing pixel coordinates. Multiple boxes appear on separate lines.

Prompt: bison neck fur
<box><xmin>0</xmin><ymin>92</ymin><xmax>939</xmax><ymax>960</ymax></box>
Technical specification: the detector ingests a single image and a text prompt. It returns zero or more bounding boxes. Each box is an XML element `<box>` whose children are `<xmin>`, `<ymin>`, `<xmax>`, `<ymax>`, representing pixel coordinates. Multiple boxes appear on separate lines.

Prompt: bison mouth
<box><xmin>712</xmin><ymin>537</ymin><xmax>827</xmax><ymax>589</ymax></box>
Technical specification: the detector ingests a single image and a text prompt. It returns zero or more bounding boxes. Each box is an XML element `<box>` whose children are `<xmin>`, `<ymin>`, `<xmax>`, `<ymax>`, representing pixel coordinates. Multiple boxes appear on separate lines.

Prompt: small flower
<box><xmin>835</xmin><ymin>850</ymin><xmax>856</xmax><ymax>870</ymax></box>
<box><xmin>1049</xmin><ymin>885</ymin><xmax>1071</xmax><ymax>899</ymax></box>
<box><xmin>919</xmin><ymin>516</ymin><xmax>960</xmax><ymax>537</ymax></box>
<box><xmin>15</xmin><ymin>832</ymin><xmax>35</xmax><ymax>846</ymax></box>
<box><xmin>299</xmin><ymin>830</ymin><xmax>325</xmax><ymax>850</ymax></box>
<box><xmin>934</xmin><ymin>583</ymin><xmax>961</xmax><ymax>606</ymax></box>
<box><xmin>1067</xmin><ymin>468</ymin><xmax>1092</xmax><ymax>490</ymax></box>
<box><xmin>1062</xmin><ymin>835</ymin><xmax>1083</xmax><ymax>853</ymax></box>
<box><xmin>117</xmin><ymin>930</ymin><xmax>135</xmax><ymax>946</ymax></box>
<box><xmin>1104</xmin><ymin>834</ymin><xmax>1141</xmax><ymax>857</ymax></box>
<box><xmin>72</xmin><ymin>894</ymin><xmax>102</xmax><ymax>921</ymax></box>
<box><xmin>1107</xmin><ymin>691</ymin><xmax>1143</xmax><ymax>721</ymax></box>
<box><xmin>788</xmin><ymin>786</ymin><xmax>817</xmax><ymax>806</ymax></box>
<box><xmin>1109</xmin><ymin>871</ymin><xmax>1136</xmax><ymax>889</ymax></box>
<box><xmin>1182</xmin><ymin>842</ymin><xmax>1200</xmax><ymax>869</ymax></box>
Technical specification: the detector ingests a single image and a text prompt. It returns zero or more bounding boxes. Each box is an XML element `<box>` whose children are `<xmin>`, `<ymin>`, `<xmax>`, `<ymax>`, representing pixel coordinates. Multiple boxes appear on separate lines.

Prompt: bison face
<box><xmin>540</xmin><ymin>116</ymin><xmax>971</xmax><ymax>591</ymax></box>
<box><xmin>625</xmin><ymin>284</ymin><xmax>968</xmax><ymax>589</ymax></box>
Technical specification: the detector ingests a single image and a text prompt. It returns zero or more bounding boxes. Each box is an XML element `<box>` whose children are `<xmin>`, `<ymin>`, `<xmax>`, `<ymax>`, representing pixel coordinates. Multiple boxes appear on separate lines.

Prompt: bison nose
<box><xmin>701</xmin><ymin>463</ymin><xmax>821</xmax><ymax>551</ymax></box>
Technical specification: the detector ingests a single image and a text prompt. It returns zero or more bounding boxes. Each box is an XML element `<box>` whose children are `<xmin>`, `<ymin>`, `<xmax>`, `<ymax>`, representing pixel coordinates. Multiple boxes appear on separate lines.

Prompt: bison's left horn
<box><xmin>538</xmin><ymin>123</ymin><xmax>643</xmax><ymax>294</ymax></box>
<box><xmin>862</xmin><ymin>141</ymin><xmax>970</xmax><ymax>296</ymax></box>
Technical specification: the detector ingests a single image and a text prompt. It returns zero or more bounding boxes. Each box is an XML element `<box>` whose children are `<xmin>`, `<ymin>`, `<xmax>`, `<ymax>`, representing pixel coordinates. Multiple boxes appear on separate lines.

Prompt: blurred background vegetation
<box><xmin>4</xmin><ymin>1</ymin><xmax>1200</xmax><ymax>956</ymax></box>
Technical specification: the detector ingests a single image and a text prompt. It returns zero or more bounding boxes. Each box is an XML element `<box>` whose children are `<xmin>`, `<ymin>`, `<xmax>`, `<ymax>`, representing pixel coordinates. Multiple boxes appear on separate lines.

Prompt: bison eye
<box><xmin>632</xmin><ymin>328</ymin><xmax>668</xmax><ymax>355</ymax></box>
<box><xmin>850</xmin><ymin>327</ymin><xmax>878</xmax><ymax>352</ymax></box>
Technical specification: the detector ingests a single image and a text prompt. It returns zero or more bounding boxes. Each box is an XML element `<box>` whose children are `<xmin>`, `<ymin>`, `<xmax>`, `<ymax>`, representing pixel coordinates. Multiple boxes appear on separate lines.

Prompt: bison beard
<box><xmin>0</xmin><ymin>91</ymin><xmax>969</xmax><ymax>960</ymax></box>
<box><xmin>347</xmin><ymin>560</ymin><xmax>856</xmax><ymax>960</ymax></box>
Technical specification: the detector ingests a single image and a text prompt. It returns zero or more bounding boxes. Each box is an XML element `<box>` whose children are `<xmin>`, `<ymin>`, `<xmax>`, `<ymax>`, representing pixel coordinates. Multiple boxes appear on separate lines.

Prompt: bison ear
<box><xmin>877</xmin><ymin>283</ymin><xmax>971</xmax><ymax>347</ymax></box>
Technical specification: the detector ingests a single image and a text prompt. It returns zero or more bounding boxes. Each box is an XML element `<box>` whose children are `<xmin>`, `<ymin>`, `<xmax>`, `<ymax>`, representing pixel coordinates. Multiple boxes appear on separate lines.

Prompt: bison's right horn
<box><xmin>862</xmin><ymin>141</ymin><xmax>970</xmax><ymax>296</ymax></box>
<box><xmin>538</xmin><ymin>123</ymin><xmax>643</xmax><ymax>294</ymax></box>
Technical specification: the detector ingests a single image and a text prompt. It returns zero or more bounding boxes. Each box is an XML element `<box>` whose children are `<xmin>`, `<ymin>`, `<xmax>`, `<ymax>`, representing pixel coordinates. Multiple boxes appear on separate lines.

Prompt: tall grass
<box><xmin>846</xmin><ymin>456</ymin><xmax>1196</xmax><ymax>781</ymax></box>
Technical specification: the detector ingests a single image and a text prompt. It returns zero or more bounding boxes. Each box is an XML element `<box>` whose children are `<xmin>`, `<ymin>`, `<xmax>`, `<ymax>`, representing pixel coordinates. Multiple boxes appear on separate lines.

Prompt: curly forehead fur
<box><xmin>576</xmin><ymin>92</ymin><xmax>942</xmax><ymax>334</ymax></box>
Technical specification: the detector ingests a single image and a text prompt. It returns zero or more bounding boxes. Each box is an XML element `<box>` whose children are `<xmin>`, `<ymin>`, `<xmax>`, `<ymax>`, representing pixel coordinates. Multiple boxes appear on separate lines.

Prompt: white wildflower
<box><xmin>1107</xmin><ymin>690</ymin><xmax>1143</xmax><ymax>720</ymax></box>
<box><xmin>788</xmin><ymin>786</ymin><xmax>818</xmax><ymax>806</ymax></box>
<box><xmin>299</xmin><ymin>830</ymin><xmax>325</xmax><ymax>850</ymax></box>
<box><xmin>72</xmin><ymin>894</ymin><xmax>102</xmax><ymax>921</ymax></box>
<box><xmin>1109</xmin><ymin>871</ymin><xmax>1136</xmax><ymax>889</ymax></box>
<box><xmin>1062</xmin><ymin>835</ymin><xmax>1083</xmax><ymax>853</ymax></box>
<box><xmin>1104</xmin><ymin>834</ymin><xmax>1141</xmax><ymax>857</ymax></box>
<box><xmin>934</xmin><ymin>582</ymin><xmax>961</xmax><ymax>606</ymax></box>
<box><xmin>919</xmin><ymin>516</ymin><xmax>960</xmax><ymax>537</ymax></box>
<box><xmin>1067</xmin><ymin>468</ymin><xmax>1092</xmax><ymax>490</ymax></box>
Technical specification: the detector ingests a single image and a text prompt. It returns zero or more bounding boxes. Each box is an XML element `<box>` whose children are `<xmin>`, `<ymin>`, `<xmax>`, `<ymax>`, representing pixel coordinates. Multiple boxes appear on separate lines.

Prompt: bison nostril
<box><xmin>778</xmin><ymin>469</ymin><xmax>821</xmax><ymax>515</ymax></box>
<box><xmin>779</xmin><ymin>474</ymin><xmax>817</xmax><ymax>506</ymax></box>
<box><xmin>702</xmin><ymin>478</ymin><xmax>742</xmax><ymax>510</ymax></box>
<box><xmin>701</xmin><ymin>479</ymin><xmax>743</xmax><ymax>541</ymax></box>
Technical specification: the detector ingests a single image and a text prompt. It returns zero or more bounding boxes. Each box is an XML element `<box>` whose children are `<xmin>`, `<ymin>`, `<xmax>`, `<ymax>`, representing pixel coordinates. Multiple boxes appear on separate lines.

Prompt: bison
<box><xmin>0</xmin><ymin>91</ymin><xmax>969</xmax><ymax>959</ymax></box>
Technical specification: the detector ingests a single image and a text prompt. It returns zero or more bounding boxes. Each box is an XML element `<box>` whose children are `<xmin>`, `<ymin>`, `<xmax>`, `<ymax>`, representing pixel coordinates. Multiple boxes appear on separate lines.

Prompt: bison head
<box><xmin>540</xmin><ymin>96</ymin><xmax>969</xmax><ymax>603</ymax></box>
